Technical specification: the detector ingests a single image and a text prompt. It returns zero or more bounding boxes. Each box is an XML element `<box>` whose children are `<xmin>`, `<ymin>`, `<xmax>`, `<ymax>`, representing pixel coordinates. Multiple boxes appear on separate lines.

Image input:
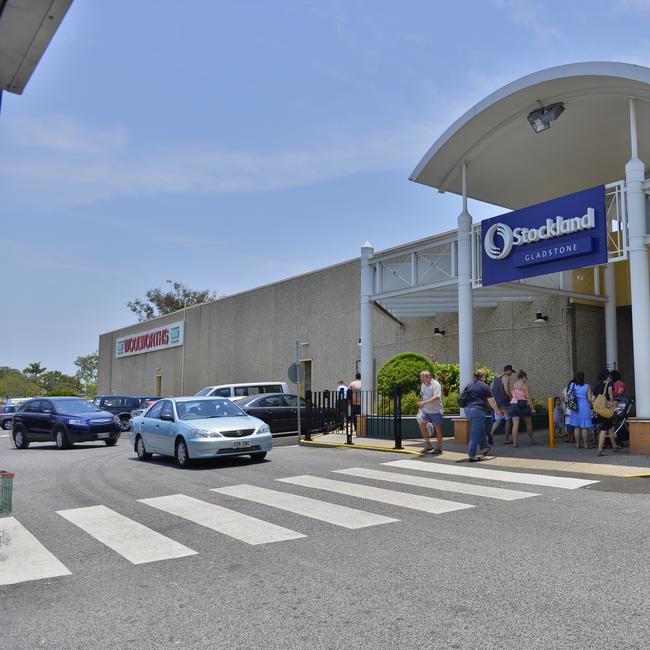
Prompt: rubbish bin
<box><xmin>0</xmin><ymin>470</ymin><xmax>14</xmax><ymax>517</ymax></box>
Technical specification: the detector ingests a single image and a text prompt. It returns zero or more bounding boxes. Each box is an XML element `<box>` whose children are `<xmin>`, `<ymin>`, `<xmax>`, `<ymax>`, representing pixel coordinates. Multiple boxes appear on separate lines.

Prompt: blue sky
<box><xmin>2</xmin><ymin>0</ymin><xmax>650</xmax><ymax>374</ymax></box>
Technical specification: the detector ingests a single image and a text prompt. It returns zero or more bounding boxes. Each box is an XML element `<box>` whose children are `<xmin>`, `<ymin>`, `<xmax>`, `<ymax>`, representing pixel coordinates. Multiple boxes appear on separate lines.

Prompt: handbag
<box><xmin>458</xmin><ymin>385</ymin><xmax>470</xmax><ymax>408</ymax></box>
<box><xmin>593</xmin><ymin>381</ymin><xmax>615</xmax><ymax>419</ymax></box>
<box><xmin>565</xmin><ymin>382</ymin><xmax>577</xmax><ymax>412</ymax></box>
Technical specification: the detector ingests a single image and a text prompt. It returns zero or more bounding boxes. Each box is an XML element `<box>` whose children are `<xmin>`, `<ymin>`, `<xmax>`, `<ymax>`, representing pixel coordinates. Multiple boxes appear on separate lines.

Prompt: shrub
<box><xmin>376</xmin><ymin>352</ymin><xmax>435</xmax><ymax>394</ymax></box>
<box><xmin>377</xmin><ymin>391</ymin><xmax>420</xmax><ymax>416</ymax></box>
<box><xmin>443</xmin><ymin>390</ymin><xmax>460</xmax><ymax>414</ymax></box>
<box><xmin>431</xmin><ymin>363</ymin><xmax>460</xmax><ymax>392</ymax></box>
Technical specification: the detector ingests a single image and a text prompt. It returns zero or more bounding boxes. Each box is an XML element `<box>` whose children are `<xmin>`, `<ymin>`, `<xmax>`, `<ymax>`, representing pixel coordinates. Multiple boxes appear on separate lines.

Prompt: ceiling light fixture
<box><xmin>527</xmin><ymin>102</ymin><xmax>565</xmax><ymax>133</ymax></box>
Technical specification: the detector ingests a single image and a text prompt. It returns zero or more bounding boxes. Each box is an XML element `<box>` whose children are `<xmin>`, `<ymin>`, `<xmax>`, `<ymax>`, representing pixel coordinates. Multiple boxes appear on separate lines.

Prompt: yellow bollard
<box><xmin>547</xmin><ymin>397</ymin><xmax>555</xmax><ymax>448</ymax></box>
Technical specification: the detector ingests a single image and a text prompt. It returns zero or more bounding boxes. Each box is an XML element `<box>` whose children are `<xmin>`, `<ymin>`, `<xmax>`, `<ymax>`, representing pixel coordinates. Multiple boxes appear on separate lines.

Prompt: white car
<box><xmin>194</xmin><ymin>382</ymin><xmax>290</xmax><ymax>401</ymax></box>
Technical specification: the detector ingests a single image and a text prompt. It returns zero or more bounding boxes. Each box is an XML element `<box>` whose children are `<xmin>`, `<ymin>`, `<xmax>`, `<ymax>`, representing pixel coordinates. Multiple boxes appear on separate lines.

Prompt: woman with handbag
<box><xmin>593</xmin><ymin>370</ymin><xmax>620</xmax><ymax>456</ymax></box>
<box><xmin>568</xmin><ymin>372</ymin><xmax>593</xmax><ymax>449</ymax></box>
<box><xmin>509</xmin><ymin>370</ymin><xmax>537</xmax><ymax>448</ymax></box>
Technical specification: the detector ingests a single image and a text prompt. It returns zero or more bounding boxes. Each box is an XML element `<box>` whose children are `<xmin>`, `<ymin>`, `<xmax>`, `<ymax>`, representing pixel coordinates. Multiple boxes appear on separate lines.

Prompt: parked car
<box><xmin>130</xmin><ymin>398</ymin><xmax>159</xmax><ymax>420</ymax></box>
<box><xmin>12</xmin><ymin>397</ymin><xmax>121</xmax><ymax>449</ymax></box>
<box><xmin>1</xmin><ymin>404</ymin><xmax>19</xmax><ymax>430</ymax></box>
<box><xmin>130</xmin><ymin>396</ymin><xmax>271</xmax><ymax>467</ymax></box>
<box><xmin>93</xmin><ymin>395</ymin><xmax>159</xmax><ymax>431</ymax></box>
<box><xmin>236</xmin><ymin>393</ymin><xmax>342</xmax><ymax>434</ymax></box>
<box><xmin>194</xmin><ymin>382</ymin><xmax>290</xmax><ymax>401</ymax></box>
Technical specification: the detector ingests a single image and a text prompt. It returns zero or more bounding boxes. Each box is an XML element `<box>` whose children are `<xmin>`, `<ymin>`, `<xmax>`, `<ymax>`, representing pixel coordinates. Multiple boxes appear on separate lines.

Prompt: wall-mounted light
<box><xmin>433</xmin><ymin>327</ymin><xmax>446</xmax><ymax>336</ymax></box>
<box><xmin>534</xmin><ymin>312</ymin><xmax>548</xmax><ymax>323</ymax></box>
<box><xmin>527</xmin><ymin>102</ymin><xmax>565</xmax><ymax>133</ymax></box>
<box><xmin>358</xmin><ymin>338</ymin><xmax>362</xmax><ymax>346</ymax></box>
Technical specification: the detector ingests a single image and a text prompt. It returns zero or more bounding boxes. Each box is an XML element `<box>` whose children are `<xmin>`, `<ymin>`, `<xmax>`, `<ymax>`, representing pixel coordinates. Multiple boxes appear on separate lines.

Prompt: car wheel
<box><xmin>175</xmin><ymin>438</ymin><xmax>191</xmax><ymax>468</ymax></box>
<box><xmin>2</xmin><ymin>420</ymin><xmax>12</xmax><ymax>431</ymax></box>
<box><xmin>250</xmin><ymin>451</ymin><xmax>267</xmax><ymax>461</ymax></box>
<box><xmin>55</xmin><ymin>427</ymin><xmax>70</xmax><ymax>450</ymax></box>
<box><xmin>13</xmin><ymin>426</ymin><xmax>29</xmax><ymax>449</ymax></box>
<box><xmin>119</xmin><ymin>417</ymin><xmax>131</xmax><ymax>432</ymax></box>
<box><xmin>135</xmin><ymin>435</ymin><xmax>152</xmax><ymax>460</ymax></box>
<box><xmin>104</xmin><ymin>434</ymin><xmax>119</xmax><ymax>447</ymax></box>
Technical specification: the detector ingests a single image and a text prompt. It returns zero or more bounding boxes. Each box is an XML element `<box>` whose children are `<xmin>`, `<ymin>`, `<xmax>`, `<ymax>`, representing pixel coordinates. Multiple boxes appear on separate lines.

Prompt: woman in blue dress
<box><xmin>568</xmin><ymin>371</ymin><xmax>593</xmax><ymax>449</ymax></box>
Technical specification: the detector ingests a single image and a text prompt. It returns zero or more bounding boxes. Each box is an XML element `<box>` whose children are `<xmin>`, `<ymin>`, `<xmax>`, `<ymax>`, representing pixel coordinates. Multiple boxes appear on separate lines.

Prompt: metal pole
<box><xmin>547</xmin><ymin>396</ymin><xmax>555</xmax><ymax>448</ymax></box>
<box><xmin>295</xmin><ymin>339</ymin><xmax>304</xmax><ymax>440</ymax></box>
<box><xmin>604</xmin><ymin>263</ymin><xmax>618</xmax><ymax>370</ymax></box>
<box><xmin>181</xmin><ymin>298</ymin><xmax>187</xmax><ymax>395</ymax></box>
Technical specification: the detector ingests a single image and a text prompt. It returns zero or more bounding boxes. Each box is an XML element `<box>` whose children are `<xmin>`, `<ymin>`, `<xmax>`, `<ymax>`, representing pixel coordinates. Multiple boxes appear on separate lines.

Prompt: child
<box><xmin>553</xmin><ymin>396</ymin><xmax>566</xmax><ymax>439</ymax></box>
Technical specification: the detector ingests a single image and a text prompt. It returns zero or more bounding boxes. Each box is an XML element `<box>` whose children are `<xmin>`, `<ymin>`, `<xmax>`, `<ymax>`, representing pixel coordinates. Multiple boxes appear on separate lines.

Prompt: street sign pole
<box><xmin>295</xmin><ymin>340</ymin><xmax>303</xmax><ymax>441</ymax></box>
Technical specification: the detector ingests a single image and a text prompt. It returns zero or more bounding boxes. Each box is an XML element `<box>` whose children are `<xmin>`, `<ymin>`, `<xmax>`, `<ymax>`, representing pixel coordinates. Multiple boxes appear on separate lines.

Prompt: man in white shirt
<box><xmin>417</xmin><ymin>370</ymin><xmax>443</xmax><ymax>454</ymax></box>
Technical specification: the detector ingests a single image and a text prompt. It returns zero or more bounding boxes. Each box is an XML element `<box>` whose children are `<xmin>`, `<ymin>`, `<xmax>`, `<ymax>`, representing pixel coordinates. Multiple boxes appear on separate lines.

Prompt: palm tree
<box><xmin>23</xmin><ymin>362</ymin><xmax>47</xmax><ymax>383</ymax></box>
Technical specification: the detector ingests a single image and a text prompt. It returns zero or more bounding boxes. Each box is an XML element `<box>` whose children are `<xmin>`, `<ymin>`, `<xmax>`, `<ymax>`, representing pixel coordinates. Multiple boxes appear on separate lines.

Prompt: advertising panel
<box><xmin>481</xmin><ymin>185</ymin><xmax>607</xmax><ymax>286</ymax></box>
<box><xmin>115</xmin><ymin>321</ymin><xmax>184</xmax><ymax>358</ymax></box>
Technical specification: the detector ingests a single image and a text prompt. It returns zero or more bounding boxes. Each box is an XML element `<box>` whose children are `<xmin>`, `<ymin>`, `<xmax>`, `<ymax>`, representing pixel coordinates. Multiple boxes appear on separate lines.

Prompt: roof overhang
<box><xmin>410</xmin><ymin>62</ymin><xmax>650</xmax><ymax>210</ymax></box>
<box><xmin>0</xmin><ymin>0</ymin><xmax>73</xmax><ymax>95</ymax></box>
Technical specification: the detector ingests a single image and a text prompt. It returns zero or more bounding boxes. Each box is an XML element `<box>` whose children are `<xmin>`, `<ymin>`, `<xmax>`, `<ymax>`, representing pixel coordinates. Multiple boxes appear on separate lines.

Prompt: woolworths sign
<box><xmin>115</xmin><ymin>321</ymin><xmax>184</xmax><ymax>358</ymax></box>
<box><xmin>481</xmin><ymin>185</ymin><xmax>607</xmax><ymax>286</ymax></box>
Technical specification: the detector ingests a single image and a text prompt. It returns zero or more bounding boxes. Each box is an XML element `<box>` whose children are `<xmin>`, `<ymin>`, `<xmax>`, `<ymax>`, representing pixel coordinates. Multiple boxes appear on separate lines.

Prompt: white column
<box><xmin>604</xmin><ymin>263</ymin><xmax>618</xmax><ymax>371</ymax></box>
<box><xmin>625</xmin><ymin>98</ymin><xmax>650</xmax><ymax>416</ymax></box>
<box><xmin>360</xmin><ymin>242</ymin><xmax>374</xmax><ymax>396</ymax></box>
<box><xmin>457</xmin><ymin>163</ymin><xmax>474</xmax><ymax>400</ymax></box>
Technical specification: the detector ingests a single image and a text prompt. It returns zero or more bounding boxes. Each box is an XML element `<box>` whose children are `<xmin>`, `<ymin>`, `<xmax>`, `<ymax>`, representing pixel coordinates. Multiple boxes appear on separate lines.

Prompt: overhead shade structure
<box><xmin>0</xmin><ymin>0</ymin><xmax>73</xmax><ymax>95</ymax></box>
<box><xmin>409</xmin><ymin>61</ymin><xmax>650</xmax><ymax>209</ymax></box>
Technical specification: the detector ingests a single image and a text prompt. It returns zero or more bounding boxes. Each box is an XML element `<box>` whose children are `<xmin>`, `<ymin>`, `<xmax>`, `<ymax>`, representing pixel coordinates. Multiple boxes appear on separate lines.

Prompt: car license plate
<box><xmin>233</xmin><ymin>441</ymin><xmax>250</xmax><ymax>449</ymax></box>
<box><xmin>97</xmin><ymin>432</ymin><xmax>110</xmax><ymax>439</ymax></box>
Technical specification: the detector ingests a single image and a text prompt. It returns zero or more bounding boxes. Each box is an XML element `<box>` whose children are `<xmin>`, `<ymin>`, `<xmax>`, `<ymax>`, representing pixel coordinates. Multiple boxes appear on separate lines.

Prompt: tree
<box><xmin>74</xmin><ymin>352</ymin><xmax>99</xmax><ymax>392</ymax></box>
<box><xmin>39</xmin><ymin>371</ymin><xmax>83</xmax><ymax>395</ymax></box>
<box><xmin>127</xmin><ymin>280</ymin><xmax>219</xmax><ymax>322</ymax></box>
<box><xmin>23</xmin><ymin>361</ymin><xmax>47</xmax><ymax>383</ymax></box>
<box><xmin>0</xmin><ymin>367</ymin><xmax>40</xmax><ymax>399</ymax></box>
<box><xmin>376</xmin><ymin>352</ymin><xmax>436</xmax><ymax>394</ymax></box>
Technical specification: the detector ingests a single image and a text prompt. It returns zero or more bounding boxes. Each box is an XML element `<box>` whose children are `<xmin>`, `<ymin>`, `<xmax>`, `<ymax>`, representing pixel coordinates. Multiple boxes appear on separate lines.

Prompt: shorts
<box><xmin>494</xmin><ymin>403</ymin><xmax>512</xmax><ymax>420</ymax></box>
<box><xmin>418</xmin><ymin>411</ymin><xmax>443</xmax><ymax>426</ymax></box>
<box><xmin>509</xmin><ymin>400</ymin><xmax>531</xmax><ymax>418</ymax></box>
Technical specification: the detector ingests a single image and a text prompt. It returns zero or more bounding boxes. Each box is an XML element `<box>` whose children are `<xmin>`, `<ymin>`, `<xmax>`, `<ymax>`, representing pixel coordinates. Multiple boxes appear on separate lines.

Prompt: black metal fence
<box><xmin>304</xmin><ymin>388</ymin><xmax>403</xmax><ymax>449</ymax></box>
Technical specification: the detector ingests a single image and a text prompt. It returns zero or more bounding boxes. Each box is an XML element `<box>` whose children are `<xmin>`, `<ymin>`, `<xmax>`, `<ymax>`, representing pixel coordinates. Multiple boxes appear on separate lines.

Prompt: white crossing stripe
<box><xmin>333</xmin><ymin>467</ymin><xmax>539</xmax><ymax>501</ymax></box>
<box><xmin>383</xmin><ymin>460</ymin><xmax>599</xmax><ymax>489</ymax></box>
<box><xmin>139</xmin><ymin>494</ymin><xmax>305</xmax><ymax>545</ymax></box>
<box><xmin>57</xmin><ymin>505</ymin><xmax>197</xmax><ymax>565</ymax></box>
<box><xmin>0</xmin><ymin>434</ymin><xmax>10</xmax><ymax>438</ymax></box>
<box><xmin>212</xmin><ymin>484</ymin><xmax>398</xmax><ymax>529</ymax></box>
<box><xmin>0</xmin><ymin>517</ymin><xmax>71</xmax><ymax>586</ymax></box>
<box><xmin>277</xmin><ymin>476</ymin><xmax>474</xmax><ymax>514</ymax></box>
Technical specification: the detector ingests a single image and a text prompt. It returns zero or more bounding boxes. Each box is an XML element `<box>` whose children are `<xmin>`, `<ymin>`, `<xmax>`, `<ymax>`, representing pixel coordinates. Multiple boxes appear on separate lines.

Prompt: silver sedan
<box><xmin>130</xmin><ymin>396</ymin><xmax>272</xmax><ymax>467</ymax></box>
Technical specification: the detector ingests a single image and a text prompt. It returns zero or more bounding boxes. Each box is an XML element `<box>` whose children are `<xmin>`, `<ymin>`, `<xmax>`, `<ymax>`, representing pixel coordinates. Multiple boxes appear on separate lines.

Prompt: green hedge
<box><xmin>376</xmin><ymin>352</ymin><xmax>435</xmax><ymax>394</ymax></box>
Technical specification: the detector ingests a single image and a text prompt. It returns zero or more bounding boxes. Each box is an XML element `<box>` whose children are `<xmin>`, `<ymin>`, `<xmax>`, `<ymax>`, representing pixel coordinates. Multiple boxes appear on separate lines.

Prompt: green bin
<box><xmin>0</xmin><ymin>470</ymin><xmax>14</xmax><ymax>517</ymax></box>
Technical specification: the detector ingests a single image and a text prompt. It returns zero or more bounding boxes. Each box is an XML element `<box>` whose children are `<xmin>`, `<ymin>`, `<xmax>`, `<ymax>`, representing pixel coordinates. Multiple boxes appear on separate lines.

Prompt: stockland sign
<box><xmin>115</xmin><ymin>321</ymin><xmax>184</xmax><ymax>358</ymax></box>
<box><xmin>481</xmin><ymin>185</ymin><xmax>607</xmax><ymax>287</ymax></box>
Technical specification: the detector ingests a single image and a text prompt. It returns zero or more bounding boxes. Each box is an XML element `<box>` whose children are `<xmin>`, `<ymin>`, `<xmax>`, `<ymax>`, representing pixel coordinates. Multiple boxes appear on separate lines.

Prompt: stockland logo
<box><xmin>484</xmin><ymin>208</ymin><xmax>596</xmax><ymax>261</ymax></box>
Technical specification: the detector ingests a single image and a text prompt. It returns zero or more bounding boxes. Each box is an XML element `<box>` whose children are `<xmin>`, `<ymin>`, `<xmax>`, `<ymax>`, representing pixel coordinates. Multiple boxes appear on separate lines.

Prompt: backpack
<box><xmin>458</xmin><ymin>384</ymin><xmax>470</xmax><ymax>408</ymax></box>
<box><xmin>564</xmin><ymin>382</ymin><xmax>578</xmax><ymax>412</ymax></box>
<box><xmin>593</xmin><ymin>381</ymin><xmax>615</xmax><ymax>419</ymax></box>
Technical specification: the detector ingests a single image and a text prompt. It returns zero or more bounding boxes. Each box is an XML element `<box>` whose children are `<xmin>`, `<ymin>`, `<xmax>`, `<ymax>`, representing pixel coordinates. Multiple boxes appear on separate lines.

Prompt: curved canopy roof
<box><xmin>410</xmin><ymin>62</ymin><xmax>650</xmax><ymax>209</ymax></box>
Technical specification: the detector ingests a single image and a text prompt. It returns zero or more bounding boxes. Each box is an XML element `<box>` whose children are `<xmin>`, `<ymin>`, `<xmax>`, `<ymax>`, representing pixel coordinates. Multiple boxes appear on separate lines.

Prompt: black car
<box><xmin>236</xmin><ymin>393</ymin><xmax>342</xmax><ymax>434</ymax></box>
<box><xmin>1</xmin><ymin>405</ymin><xmax>18</xmax><ymax>430</ymax></box>
<box><xmin>12</xmin><ymin>397</ymin><xmax>120</xmax><ymax>450</ymax></box>
<box><xmin>93</xmin><ymin>395</ymin><xmax>159</xmax><ymax>431</ymax></box>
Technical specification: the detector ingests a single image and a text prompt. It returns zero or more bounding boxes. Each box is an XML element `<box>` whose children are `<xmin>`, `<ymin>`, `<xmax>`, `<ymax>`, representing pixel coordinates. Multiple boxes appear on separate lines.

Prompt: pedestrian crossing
<box><xmin>1</xmin><ymin>459</ymin><xmax>598</xmax><ymax>587</ymax></box>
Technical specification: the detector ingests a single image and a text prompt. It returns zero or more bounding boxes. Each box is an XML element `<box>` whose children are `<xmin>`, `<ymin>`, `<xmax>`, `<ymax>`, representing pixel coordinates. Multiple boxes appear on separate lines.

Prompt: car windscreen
<box><xmin>54</xmin><ymin>399</ymin><xmax>102</xmax><ymax>414</ymax></box>
<box><xmin>194</xmin><ymin>387</ymin><xmax>213</xmax><ymax>396</ymax></box>
<box><xmin>176</xmin><ymin>399</ymin><xmax>246</xmax><ymax>420</ymax></box>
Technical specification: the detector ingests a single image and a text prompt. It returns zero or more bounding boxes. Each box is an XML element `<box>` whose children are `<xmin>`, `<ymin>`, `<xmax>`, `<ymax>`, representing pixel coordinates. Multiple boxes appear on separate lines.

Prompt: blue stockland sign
<box><xmin>481</xmin><ymin>185</ymin><xmax>607</xmax><ymax>287</ymax></box>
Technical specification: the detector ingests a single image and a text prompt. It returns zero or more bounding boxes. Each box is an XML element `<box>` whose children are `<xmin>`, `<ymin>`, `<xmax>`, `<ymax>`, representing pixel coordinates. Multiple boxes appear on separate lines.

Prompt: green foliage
<box><xmin>377</xmin><ymin>391</ymin><xmax>422</xmax><ymax>416</ymax></box>
<box><xmin>376</xmin><ymin>352</ymin><xmax>435</xmax><ymax>394</ymax></box>
<box><xmin>23</xmin><ymin>361</ymin><xmax>47</xmax><ymax>382</ymax></box>
<box><xmin>40</xmin><ymin>370</ymin><xmax>83</xmax><ymax>395</ymax></box>
<box><xmin>74</xmin><ymin>352</ymin><xmax>99</xmax><ymax>391</ymax></box>
<box><xmin>127</xmin><ymin>280</ymin><xmax>221</xmax><ymax>322</ymax></box>
<box><xmin>0</xmin><ymin>367</ymin><xmax>40</xmax><ymax>399</ymax></box>
<box><xmin>47</xmin><ymin>389</ymin><xmax>82</xmax><ymax>397</ymax></box>
<box><xmin>431</xmin><ymin>363</ymin><xmax>460</xmax><ymax>392</ymax></box>
<box><xmin>443</xmin><ymin>390</ymin><xmax>460</xmax><ymax>414</ymax></box>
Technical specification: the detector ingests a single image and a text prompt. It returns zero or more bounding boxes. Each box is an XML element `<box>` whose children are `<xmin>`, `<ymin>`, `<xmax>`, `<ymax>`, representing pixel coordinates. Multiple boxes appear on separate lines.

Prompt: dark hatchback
<box><xmin>12</xmin><ymin>397</ymin><xmax>121</xmax><ymax>450</ymax></box>
<box><xmin>236</xmin><ymin>393</ymin><xmax>342</xmax><ymax>434</ymax></box>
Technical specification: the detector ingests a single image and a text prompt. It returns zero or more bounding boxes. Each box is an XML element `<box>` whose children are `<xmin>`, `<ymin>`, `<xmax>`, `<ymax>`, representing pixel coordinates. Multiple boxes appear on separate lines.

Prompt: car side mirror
<box><xmin>160</xmin><ymin>413</ymin><xmax>174</xmax><ymax>422</ymax></box>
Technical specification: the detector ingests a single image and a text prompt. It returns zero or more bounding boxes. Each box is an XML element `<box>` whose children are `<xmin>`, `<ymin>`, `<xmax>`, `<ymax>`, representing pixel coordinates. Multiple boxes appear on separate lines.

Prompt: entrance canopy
<box><xmin>410</xmin><ymin>62</ymin><xmax>650</xmax><ymax>209</ymax></box>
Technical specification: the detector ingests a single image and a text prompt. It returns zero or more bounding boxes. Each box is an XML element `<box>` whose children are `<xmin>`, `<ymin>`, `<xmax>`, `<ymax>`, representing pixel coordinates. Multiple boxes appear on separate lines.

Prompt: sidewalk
<box><xmin>306</xmin><ymin>429</ymin><xmax>650</xmax><ymax>478</ymax></box>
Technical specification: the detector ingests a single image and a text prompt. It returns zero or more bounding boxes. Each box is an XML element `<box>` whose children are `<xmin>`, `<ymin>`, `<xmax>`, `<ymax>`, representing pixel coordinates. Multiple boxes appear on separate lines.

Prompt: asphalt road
<box><xmin>1</xmin><ymin>433</ymin><xmax>649</xmax><ymax>649</ymax></box>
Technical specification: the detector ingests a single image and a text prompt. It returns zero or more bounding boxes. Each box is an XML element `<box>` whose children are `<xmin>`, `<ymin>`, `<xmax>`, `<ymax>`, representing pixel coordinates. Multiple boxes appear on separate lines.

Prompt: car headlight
<box><xmin>256</xmin><ymin>423</ymin><xmax>270</xmax><ymax>434</ymax></box>
<box><xmin>68</xmin><ymin>419</ymin><xmax>87</xmax><ymax>426</ymax></box>
<box><xmin>190</xmin><ymin>429</ymin><xmax>223</xmax><ymax>438</ymax></box>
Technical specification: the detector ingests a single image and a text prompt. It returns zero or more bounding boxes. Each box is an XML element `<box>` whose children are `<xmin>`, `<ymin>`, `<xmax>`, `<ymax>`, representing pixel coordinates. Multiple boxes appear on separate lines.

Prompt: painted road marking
<box><xmin>212</xmin><ymin>484</ymin><xmax>398</xmax><ymax>529</ymax></box>
<box><xmin>139</xmin><ymin>494</ymin><xmax>305</xmax><ymax>545</ymax></box>
<box><xmin>333</xmin><ymin>467</ymin><xmax>540</xmax><ymax>501</ymax></box>
<box><xmin>57</xmin><ymin>505</ymin><xmax>197</xmax><ymax>565</ymax></box>
<box><xmin>0</xmin><ymin>434</ymin><xmax>10</xmax><ymax>438</ymax></box>
<box><xmin>277</xmin><ymin>476</ymin><xmax>474</xmax><ymax>514</ymax></box>
<box><xmin>383</xmin><ymin>460</ymin><xmax>599</xmax><ymax>489</ymax></box>
<box><xmin>0</xmin><ymin>517</ymin><xmax>71</xmax><ymax>586</ymax></box>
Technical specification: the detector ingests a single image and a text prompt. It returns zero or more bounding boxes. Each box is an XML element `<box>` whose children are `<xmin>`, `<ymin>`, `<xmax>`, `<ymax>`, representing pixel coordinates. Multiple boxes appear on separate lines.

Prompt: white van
<box><xmin>194</xmin><ymin>382</ymin><xmax>290</xmax><ymax>400</ymax></box>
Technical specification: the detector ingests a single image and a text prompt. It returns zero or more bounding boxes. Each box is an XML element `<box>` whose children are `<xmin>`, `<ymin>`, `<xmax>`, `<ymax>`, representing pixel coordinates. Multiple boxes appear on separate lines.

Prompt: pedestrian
<box><xmin>335</xmin><ymin>380</ymin><xmax>348</xmax><ymax>400</ymax></box>
<box><xmin>417</xmin><ymin>370</ymin><xmax>443</xmax><ymax>455</ymax></box>
<box><xmin>593</xmin><ymin>369</ymin><xmax>620</xmax><ymax>456</ymax></box>
<box><xmin>335</xmin><ymin>379</ymin><xmax>348</xmax><ymax>427</ymax></box>
<box><xmin>348</xmin><ymin>373</ymin><xmax>362</xmax><ymax>433</ymax></box>
<box><xmin>509</xmin><ymin>370</ymin><xmax>537</xmax><ymax>447</ymax></box>
<box><xmin>553</xmin><ymin>396</ymin><xmax>566</xmax><ymax>439</ymax></box>
<box><xmin>563</xmin><ymin>378</ymin><xmax>576</xmax><ymax>443</ymax></box>
<box><xmin>610</xmin><ymin>370</ymin><xmax>626</xmax><ymax>398</ymax></box>
<box><xmin>568</xmin><ymin>371</ymin><xmax>593</xmax><ymax>449</ymax></box>
<box><xmin>488</xmin><ymin>364</ymin><xmax>514</xmax><ymax>444</ymax></box>
<box><xmin>461</xmin><ymin>368</ymin><xmax>492</xmax><ymax>462</ymax></box>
